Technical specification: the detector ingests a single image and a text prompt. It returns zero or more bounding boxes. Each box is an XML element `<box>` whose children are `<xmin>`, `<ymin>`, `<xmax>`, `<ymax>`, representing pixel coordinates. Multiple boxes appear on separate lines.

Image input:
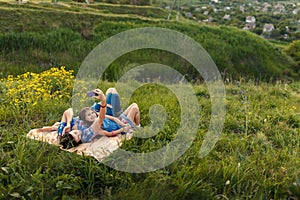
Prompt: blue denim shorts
<box><xmin>119</xmin><ymin>114</ymin><xmax>134</xmax><ymax>128</ymax></box>
<box><xmin>91</xmin><ymin>93</ymin><xmax>122</xmax><ymax>117</ymax></box>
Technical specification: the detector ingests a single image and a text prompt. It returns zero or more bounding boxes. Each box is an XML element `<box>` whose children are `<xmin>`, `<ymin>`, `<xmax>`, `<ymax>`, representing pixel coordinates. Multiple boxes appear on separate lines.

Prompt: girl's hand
<box><xmin>62</xmin><ymin>124</ymin><xmax>71</xmax><ymax>135</ymax></box>
<box><xmin>93</xmin><ymin>89</ymin><xmax>105</xmax><ymax>101</ymax></box>
<box><xmin>123</xmin><ymin>125</ymin><xmax>130</xmax><ymax>133</ymax></box>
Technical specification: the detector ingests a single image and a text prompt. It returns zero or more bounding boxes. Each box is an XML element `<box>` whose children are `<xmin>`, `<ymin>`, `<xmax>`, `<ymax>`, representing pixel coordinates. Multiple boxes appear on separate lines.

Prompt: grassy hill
<box><xmin>0</xmin><ymin>0</ymin><xmax>297</xmax><ymax>80</ymax></box>
<box><xmin>0</xmin><ymin>2</ymin><xmax>300</xmax><ymax>199</ymax></box>
<box><xmin>0</xmin><ymin>67</ymin><xmax>299</xmax><ymax>199</ymax></box>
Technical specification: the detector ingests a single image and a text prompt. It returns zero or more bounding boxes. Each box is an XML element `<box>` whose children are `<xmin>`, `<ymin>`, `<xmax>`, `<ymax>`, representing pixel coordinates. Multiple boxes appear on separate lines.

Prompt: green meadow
<box><xmin>0</xmin><ymin>1</ymin><xmax>300</xmax><ymax>199</ymax></box>
<box><xmin>1</xmin><ymin>70</ymin><xmax>300</xmax><ymax>199</ymax></box>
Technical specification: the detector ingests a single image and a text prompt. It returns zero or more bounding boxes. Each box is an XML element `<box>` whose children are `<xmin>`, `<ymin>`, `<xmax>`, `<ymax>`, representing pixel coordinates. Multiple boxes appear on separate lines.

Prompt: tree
<box><xmin>269</xmin><ymin>29</ymin><xmax>281</xmax><ymax>39</ymax></box>
<box><xmin>285</xmin><ymin>40</ymin><xmax>300</xmax><ymax>73</ymax></box>
<box><xmin>285</xmin><ymin>40</ymin><xmax>300</xmax><ymax>61</ymax></box>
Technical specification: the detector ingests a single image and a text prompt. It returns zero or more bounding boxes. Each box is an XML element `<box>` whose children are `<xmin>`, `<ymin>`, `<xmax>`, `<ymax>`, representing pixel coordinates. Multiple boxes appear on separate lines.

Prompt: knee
<box><xmin>131</xmin><ymin>103</ymin><xmax>139</xmax><ymax>110</ymax></box>
<box><xmin>106</xmin><ymin>87</ymin><xmax>118</xmax><ymax>94</ymax></box>
<box><xmin>64</xmin><ymin>108</ymin><xmax>72</xmax><ymax>114</ymax></box>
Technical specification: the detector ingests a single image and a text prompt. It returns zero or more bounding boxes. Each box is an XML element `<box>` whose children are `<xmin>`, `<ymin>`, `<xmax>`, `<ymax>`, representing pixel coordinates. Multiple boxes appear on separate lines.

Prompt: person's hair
<box><xmin>78</xmin><ymin>107</ymin><xmax>97</xmax><ymax>127</ymax></box>
<box><xmin>59</xmin><ymin>133</ymin><xmax>82</xmax><ymax>149</ymax></box>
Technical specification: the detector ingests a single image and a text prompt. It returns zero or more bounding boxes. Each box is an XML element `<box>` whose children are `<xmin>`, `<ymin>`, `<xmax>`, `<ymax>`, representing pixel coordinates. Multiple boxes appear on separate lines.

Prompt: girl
<box><xmin>60</xmin><ymin>89</ymin><xmax>141</xmax><ymax>148</ymax></box>
<box><xmin>37</xmin><ymin>87</ymin><xmax>128</xmax><ymax>140</ymax></box>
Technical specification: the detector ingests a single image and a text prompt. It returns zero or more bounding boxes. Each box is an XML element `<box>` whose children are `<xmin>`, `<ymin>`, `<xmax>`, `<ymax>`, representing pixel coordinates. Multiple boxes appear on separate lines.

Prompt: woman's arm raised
<box><xmin>90</xmin><ymin>89</ymin><xmax>106</xmax><ymax>131</ymax></box>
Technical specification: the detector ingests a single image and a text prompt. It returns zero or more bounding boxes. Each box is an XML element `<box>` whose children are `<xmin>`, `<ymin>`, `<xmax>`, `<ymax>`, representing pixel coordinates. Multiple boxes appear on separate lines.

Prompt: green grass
<box><xmin>0</xmin><ymin>2</ymin><xmax>299</xmax><ymax>198</ymax></box>
<box><xmin>0</xmin><ymin>70</ymin><xmax>300</xmax><ymax>199</ymax></box>
<box><xmin>0</xmin><ymin>1</ymin><xmax>298</xmax><ymax>80</ymax></box>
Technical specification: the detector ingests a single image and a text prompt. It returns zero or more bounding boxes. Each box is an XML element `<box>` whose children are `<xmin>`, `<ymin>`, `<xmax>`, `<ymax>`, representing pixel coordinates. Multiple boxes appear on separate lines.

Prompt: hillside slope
<box><xmin>0</xmin><ymin>1</ymin><xmax>297</xmax><ymax>80</ymax></box>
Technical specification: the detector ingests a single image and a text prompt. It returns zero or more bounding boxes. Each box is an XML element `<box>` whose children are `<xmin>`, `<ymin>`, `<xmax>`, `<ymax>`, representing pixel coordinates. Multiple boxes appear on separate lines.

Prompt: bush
<box><xmin>284</xmin><ymin>40</ymin><xmax>300</xmax><ymax>73</ymax></box>
<box><xmin>1</xmin><ymin>66</ymin><xmax>74</xmax><ymax>108</ymax></box>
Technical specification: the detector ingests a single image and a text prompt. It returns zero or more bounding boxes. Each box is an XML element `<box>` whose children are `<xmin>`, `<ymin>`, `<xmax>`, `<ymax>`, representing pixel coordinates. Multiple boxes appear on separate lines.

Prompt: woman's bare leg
<box><xmin>36</xmin><ymin>122</ymin><xmax>60</xmax><ymax>132</ymax></box>
<box><xmin>123</xmin><ymin>103</ymin><xmax>140</xmax><ymax>126</ymax></box>
<box><xmin>36</xmin><ymin>108</ymin><xmax>74</xmax><ymax>136</ymax></box>
<box><xmin>105</xmin><ymin>87</ymin><xmax>118</xmax><ymax>95</ymax></box>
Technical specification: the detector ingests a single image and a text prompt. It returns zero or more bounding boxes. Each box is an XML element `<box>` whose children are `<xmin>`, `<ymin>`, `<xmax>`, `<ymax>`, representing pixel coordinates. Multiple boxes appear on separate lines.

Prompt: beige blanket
<box><xmin>27</xmin><ymin>129</ymin><xmax>133</xmax><ymax>161</ymax></box>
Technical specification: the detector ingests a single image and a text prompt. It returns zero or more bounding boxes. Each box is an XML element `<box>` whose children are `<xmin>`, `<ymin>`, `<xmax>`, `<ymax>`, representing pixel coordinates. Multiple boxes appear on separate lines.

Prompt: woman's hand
<box><xmin>93</xmin><ymin>89</ymin><xmax>106</xmax><ymax>101</ymax></box>
<box><xmin>123</xmin><ymin>124</ymin><xmax>130</xmax><ymax>133</ymax></box>
<box><xmin>62</xmin><ymin>123</ymin><xmax>71</xmax><ymax>135</ymax></box>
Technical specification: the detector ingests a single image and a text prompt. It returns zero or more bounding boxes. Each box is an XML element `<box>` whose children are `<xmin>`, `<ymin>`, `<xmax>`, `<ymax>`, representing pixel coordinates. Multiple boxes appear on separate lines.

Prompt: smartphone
<box><xmin>87</xmin><ymin>91</ymin><xmax>98</xmax><ymax>97</ymax></box>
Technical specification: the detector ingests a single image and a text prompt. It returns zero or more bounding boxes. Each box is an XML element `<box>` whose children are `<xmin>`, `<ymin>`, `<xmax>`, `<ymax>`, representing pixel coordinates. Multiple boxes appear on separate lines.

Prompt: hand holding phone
<box><xmin>87</xmin><ymin>91</ymin><xmax>98</xmax><ymax>97</ymax></box>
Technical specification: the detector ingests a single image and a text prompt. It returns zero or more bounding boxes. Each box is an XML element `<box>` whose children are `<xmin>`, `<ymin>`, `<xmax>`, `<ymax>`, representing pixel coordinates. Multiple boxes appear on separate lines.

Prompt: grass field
<box><xmin>0</xmin><ymin>67</ymin><xmax>299</xmax><ymax>199</ymax></box>
<box><xmin>0</xmin><ymin>0</ymin><xmax>297</xmax><ymax>80</ymax></box>
<box><xmin>0</xmin><ymin>0</ymin><xmax>299</xmax><ymax>198</ymax></box>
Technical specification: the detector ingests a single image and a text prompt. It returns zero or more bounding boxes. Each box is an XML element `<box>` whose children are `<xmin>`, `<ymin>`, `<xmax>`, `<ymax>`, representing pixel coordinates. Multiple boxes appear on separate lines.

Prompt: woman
<box><xmin>60</xmin><ymin>88</ymin><xmax>141</xmax><ymax>148</ymax></box>
<box><xmin>37</xmin><ymin>87</ymin><xmax>128</xmax><ymax>140</ymax></box>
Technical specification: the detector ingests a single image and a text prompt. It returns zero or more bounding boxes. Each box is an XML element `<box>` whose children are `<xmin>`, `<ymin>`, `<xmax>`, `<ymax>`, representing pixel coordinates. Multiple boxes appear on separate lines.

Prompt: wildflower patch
<box><xmin>1</xmin><ymin>66</ymin><xmax>74</xmax><ymax>109</ymax></box>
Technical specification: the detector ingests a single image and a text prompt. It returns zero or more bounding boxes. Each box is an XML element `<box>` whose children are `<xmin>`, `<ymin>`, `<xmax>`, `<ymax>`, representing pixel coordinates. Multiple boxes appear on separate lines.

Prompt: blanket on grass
<box><xmin>26</xmin><ymin>129</ymin><xmax>133</xmax><ymax>161</ymax></box>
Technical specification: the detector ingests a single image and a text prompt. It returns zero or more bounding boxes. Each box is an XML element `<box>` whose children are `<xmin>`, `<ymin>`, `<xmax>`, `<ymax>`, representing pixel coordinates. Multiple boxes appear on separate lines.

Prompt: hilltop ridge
<box><xmin>0</xmin><ymin>1</ymin><xmax>297</xmax><ymax>80</ymax></box>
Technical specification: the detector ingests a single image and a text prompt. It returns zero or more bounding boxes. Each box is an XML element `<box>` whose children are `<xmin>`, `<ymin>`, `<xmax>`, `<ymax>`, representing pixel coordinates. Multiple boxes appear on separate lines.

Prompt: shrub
<box><xmin>1</xmin><ymin>66</ymin><xmax>74</xmax><ymax>108</ymax></box>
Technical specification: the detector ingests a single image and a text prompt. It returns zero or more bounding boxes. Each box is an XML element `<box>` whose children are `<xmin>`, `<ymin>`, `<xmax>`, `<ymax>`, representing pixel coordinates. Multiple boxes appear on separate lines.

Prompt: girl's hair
<box><xmin>78</xmin><ymin>107</ymin><xmax>97</xmax><ymax>127</ymax></box>
<box><xmin>59</xmin><ymin>133</ymin><xmax>82</xmax><ymax>149</ymax></box>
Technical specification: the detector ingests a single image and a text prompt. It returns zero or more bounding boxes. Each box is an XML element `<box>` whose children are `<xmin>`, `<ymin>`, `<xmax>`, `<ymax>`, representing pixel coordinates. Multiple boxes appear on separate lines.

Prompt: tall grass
<box><xmin>0</xmin><ymin>68</ymin><xmax>299</xmax><ymax>199</ymax></box>
<box><xmin>0</xmin><ymin>2</ymin><xmax>297</xmax><ymax>80</ymax></box>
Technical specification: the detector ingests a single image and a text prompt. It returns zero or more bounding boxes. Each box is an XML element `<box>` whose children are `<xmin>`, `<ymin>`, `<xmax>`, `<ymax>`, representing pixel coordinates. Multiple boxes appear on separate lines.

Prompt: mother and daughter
<box><xmin>37</xmin><ymin>88</ymin><xmax>141</xmax><ymax>149</ymax></box>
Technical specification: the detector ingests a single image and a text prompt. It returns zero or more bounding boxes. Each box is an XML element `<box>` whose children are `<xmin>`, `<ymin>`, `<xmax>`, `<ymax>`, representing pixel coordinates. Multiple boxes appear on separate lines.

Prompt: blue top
<box><xmin>101</xmin><ymin>118</ymin><xmax>121</xmax><ymax>132</ymax></box>
<box><xmin>79</xmin><ymin>118</ymin><xmax>121</xmax><ymax>143</ymax></box>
